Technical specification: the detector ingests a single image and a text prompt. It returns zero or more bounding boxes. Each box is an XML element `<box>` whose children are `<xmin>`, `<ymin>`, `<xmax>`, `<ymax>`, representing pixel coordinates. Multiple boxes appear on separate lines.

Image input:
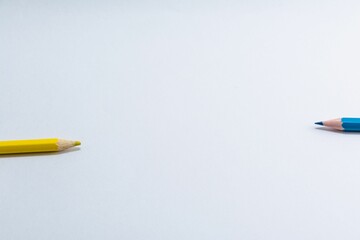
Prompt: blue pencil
<box><xmin>315</xmin><ymin>118</ymin><xmax>360</xmax><ymax>131</ymax></box>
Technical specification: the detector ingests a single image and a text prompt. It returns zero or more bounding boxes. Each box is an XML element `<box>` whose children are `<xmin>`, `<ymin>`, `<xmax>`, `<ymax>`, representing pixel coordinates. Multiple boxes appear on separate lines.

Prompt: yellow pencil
<box><xmin>0</xmin><ymin>138</ymin><xmax>81</xmax><ymax>154</ymax></box>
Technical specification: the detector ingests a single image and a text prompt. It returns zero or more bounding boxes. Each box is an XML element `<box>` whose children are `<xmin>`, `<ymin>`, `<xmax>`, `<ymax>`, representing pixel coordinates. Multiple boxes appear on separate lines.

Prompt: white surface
<box><xmin>1</xmin><ymin>1</ymin><xmax>360</xmax><ymax>239</ymax></box>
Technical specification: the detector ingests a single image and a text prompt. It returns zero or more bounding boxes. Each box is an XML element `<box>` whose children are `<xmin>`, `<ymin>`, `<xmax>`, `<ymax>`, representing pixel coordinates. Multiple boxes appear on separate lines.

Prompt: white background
<box><xmin>1</xmin><ymin>0</ymin><xmax>360</xmax><ymax>239</ymax></box>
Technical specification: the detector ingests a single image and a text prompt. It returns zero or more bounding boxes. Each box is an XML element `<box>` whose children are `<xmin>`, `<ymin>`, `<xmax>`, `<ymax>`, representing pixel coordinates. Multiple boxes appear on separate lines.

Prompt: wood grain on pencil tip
<box><xmin>315</xmin><ymin>117</ymin><xmax>360</xmax><ymax>131</ymax></box>
<box><xmin>0</xmin><ymin>138</ymin><xmax>81</xmax><ymax>155</ymax></box>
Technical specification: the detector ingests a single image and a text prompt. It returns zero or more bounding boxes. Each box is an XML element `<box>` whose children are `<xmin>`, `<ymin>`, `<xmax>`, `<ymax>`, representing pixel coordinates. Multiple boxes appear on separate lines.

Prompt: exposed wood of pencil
<box><xmin>0</xmin><ymin>138</ymin><xmax>81</xmax><ymax>154</ymax></box>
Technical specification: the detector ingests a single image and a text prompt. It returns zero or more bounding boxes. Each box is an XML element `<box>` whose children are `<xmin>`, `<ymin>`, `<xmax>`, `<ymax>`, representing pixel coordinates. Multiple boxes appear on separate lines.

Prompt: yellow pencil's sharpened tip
<box><xmin>75</xmin><ymin>141</ymin><xmax>81</xmax><ymax>146</ymax></box>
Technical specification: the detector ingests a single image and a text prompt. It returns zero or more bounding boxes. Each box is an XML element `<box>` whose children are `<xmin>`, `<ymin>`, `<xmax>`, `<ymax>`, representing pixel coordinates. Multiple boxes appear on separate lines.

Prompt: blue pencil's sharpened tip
<box><xmin>315</xmin><ymin>121</ymin><xmax>323</xmax><ymax>126</ymax></box>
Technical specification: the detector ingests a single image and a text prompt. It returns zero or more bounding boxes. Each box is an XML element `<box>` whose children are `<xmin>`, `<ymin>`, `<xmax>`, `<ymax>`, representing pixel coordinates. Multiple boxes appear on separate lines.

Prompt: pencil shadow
<box><xmin>0</xmin><ymin>147</ymin><xmax>81</xmax><ymax>158</ymax></box>
<box><xmin>315</xmin><ymin>127</ymin><xmax>360</xmax><ymax>135</ymax></box>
